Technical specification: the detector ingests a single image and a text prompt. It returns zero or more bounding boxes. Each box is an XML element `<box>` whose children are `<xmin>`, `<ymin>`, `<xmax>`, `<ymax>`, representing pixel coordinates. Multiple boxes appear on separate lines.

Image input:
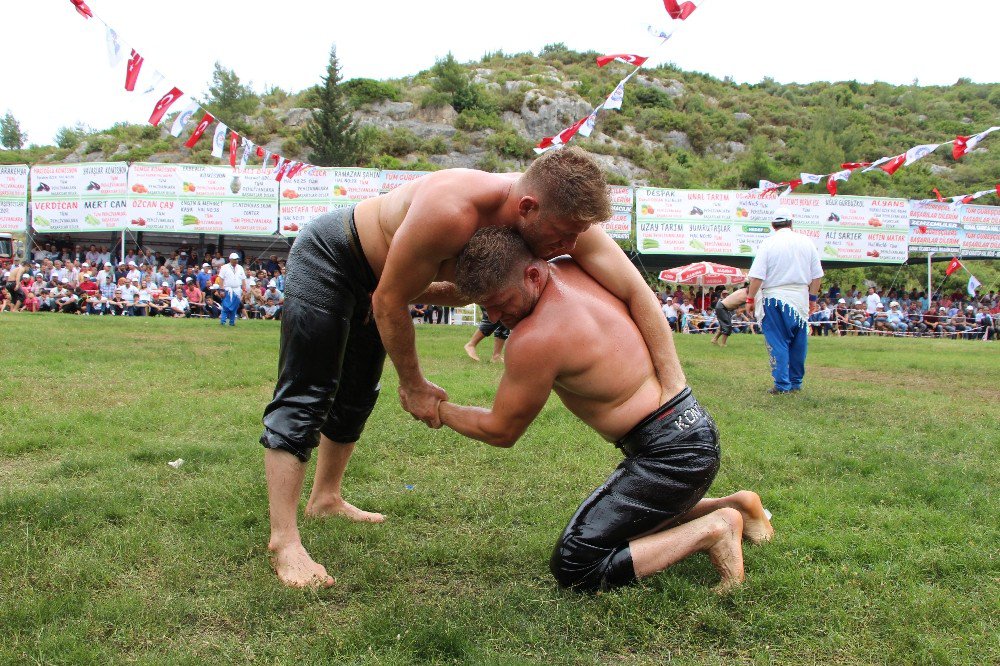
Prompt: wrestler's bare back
<box><xmin>353</xmin><ymin>169</ymin><xmax>520</xmax><ymax>282</ymax></box>
<box><xmin>514</xmin><ymin>260</ymin><xmax>676</xmax><ymax>441</ymax></box>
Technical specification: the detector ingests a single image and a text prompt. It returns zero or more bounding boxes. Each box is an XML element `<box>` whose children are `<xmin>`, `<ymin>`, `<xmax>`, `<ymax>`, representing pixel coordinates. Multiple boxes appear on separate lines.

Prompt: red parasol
<box><xmin>658</xmin><ymin>261</ymin><xmax>745</xmax><ymax>286</ymax></box>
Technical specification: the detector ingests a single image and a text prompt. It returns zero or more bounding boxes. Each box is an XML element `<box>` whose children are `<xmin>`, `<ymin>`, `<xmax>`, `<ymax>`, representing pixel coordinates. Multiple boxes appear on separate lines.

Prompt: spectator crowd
<box><xmin>658</xmin><ymin>282</ymin><xmax>1000</xmax><ymax>341</ymax></box>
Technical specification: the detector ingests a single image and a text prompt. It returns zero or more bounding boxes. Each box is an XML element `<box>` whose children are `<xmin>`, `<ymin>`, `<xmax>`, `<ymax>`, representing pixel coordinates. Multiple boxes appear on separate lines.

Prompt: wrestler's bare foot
<box><xmin>268</xmin><ymin>540</ymin><xmax>335</xmax><ymax>589</ymax></box>
<box><xmin>305</xmin><ymin>496</ymin><xmax>385</xmax><ymax>523</ymax></box>
<box><xmin>730</xmin><ymin>490</ymin><xmax>774</xmax><ymax>544</ymax></box>
<box><xmin>490</xmin><ymin>355</ymin><xmax>503</xmax><ymax>363</ymax></box>
<box><xmin>463</xmin><ymin>343</ymin><xmax>480</xmax><ymax>361</ymax></box>
<box><xmin>708</xmin><ymin>508</ymin><xmax>745</xmax><ymax>593</ymax></box>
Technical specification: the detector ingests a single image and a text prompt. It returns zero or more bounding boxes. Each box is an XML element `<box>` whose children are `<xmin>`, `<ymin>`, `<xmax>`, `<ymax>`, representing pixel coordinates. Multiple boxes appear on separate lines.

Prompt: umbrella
<box><xmin>658</xmin><ymin>261</ymin><xmax>745</xmax><ymax>286</ymax></box>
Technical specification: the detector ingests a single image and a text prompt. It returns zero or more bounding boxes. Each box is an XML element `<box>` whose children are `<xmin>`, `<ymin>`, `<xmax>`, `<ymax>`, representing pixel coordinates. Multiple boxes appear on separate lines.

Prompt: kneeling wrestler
<box><xmin>438</xmin><ymin>228</ymin><xmax>773</xmax><ymax>592</ymax></box>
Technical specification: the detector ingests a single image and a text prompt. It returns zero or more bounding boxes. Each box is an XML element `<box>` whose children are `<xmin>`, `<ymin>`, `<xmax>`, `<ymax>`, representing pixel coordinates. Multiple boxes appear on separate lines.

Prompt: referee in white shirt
<box><xmin>218</xmin><ymin>252</ymin><xmax>247</xmax><ymax>326</ymax></box>
<box><xmin>746</xmin><ymin>207</ymin><xmax>824</xmax><ymax>394</ymax></box>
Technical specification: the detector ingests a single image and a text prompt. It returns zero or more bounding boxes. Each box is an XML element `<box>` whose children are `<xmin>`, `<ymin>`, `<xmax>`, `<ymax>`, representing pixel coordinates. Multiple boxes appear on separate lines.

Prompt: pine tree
<box><xmin>1</xmin><ymin>111</ymin><xmax>25</xmax><ymax>150</ymax></box>
<box><xmin>303</xmin><ymin>46</ymin><xmax>361</xmax><ymax>167</ymax></box>
<box><xmin>204</xmin><ymin>62</ymin><xmax>258</xmax><ymax>133</ymax></box>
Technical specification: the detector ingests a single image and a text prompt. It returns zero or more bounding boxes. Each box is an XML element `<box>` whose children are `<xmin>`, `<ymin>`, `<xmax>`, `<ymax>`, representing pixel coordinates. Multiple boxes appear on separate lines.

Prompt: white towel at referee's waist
<box><xmin>755</xmin><ymin>284</ymin><xmax>809</xmax><ymax>325</ymax></box>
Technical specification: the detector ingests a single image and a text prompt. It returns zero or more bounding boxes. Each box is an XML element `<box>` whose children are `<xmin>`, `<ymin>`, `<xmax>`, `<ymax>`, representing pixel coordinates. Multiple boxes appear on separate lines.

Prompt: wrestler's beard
<box><xmin>497</xmin><ymin>284</ymin><xmax>539</xmax><ymax>329</ymax></box>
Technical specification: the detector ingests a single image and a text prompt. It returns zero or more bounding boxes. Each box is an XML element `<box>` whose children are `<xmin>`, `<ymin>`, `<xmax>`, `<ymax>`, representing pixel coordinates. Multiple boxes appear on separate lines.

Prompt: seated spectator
<box><xmin>661</xmin><ymin>296</ymin><xmax>679</xmax><ymax>331</ymax></box>
<box><xmin>147</xmin><ymin>286</ymin><xmax>170</xmax><ymax>316</ymax></box>
<box><xmin>23</xmin><ymin>283</ymin><xmax>40</xmax><ymax>312</ymax></box>
<box><xmin>184</xmin><ymin>279</ymin><xmax>204</xmax><ymax>316</ymax></box>
<box><xmin>56</xmin><ymin>287</ymin><xmax>81</xmax><ymax>314</ymax></box>
<box><xmin>886</xmin><ymin>301</ymin><xmax>908</xmax><ymax>334</ymax></box>
<box><xmin>906</xmin><ymin>304</ymin><xmax>927</xmax><ymax>336</ymax></box>
<box><xmin>848</xmin><ymin>300</ymin><xmax>869</xmax><ymax>335</ymax></box>
<box><xmin>409</xmin><ymin>303</ymin><xmax>428</xmax><ymax>321</ymax></box>
<box><xmin>109</xmin><ymin>287</ymin><xmax>128</xmax><ymax>316</ymax></box>
<box><xmin>871</xmin><ymin>303</ymin><xmax>890</xmax><ymax>333</ymax></box>
<box><xmin>205</xmin><ymin>284</ymin><xmax>223</xmax><ymax>319</ymax></box>
<box><xmin>260</xmin><ymin>280</ymin><xmax>284</xmax><ymax>320</ymax></box>
<box><xmin>134</xmin><ymin>282</ymin><xmax>152</xmax><ymax>316</ymax></box>
<box><xmin>976</xmin><ymin>309</ymin><xmax>997</xmax><ymax>340</ymax></box>
<box><xmin>79</xmin><ymin>273</ymin><xmax>98</xmax><ymax>297</ymax></box>
<box><xmin>833</xmin><ymin>299</ymin><xmax>850</xmax><ymax>336</ymax></box>
<box><xmin>933</xmin><ymin>307</ymin><xmax>955</xmax><ymax>338</ymax></box>
<box><xmin>953</xmin><ymin>307</ymin><xmax>971</xmax><ymax>340</ymax></box>
<box><xmin>170</xmin><ymin>285</ymin><xmax>190</xmax><ymax>317</ymax></box>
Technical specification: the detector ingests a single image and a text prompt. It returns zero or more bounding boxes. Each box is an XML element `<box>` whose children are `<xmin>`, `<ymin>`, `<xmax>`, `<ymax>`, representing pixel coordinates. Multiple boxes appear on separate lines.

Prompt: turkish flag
<box><xmin>996</xmin><ymin>184</ymin><xmax>1000</xmax><ymax>197</ymax></box>
<box><xmin>932</xmin><ymin>188</ymin><xmax>944</xmax><ymax>203</ymax></box>
<box><xmin>952</xmin><ymin>127</ymin><xmax>1000</xmax><ymax>160</ymax></box>
<box><xmin>183</xmin><ymin>112</ymin><xmax>214</xmax><ymax>148</ymax></box>
<box><xmin>596</xmin><ymin>54</ymin><xmax>649</xmax><ymax>68</ymax></box>
<box><xmin>256</xmin><ymin>146</ymin><xmax>265</xmax><ymax>158</ymax></box>
<box><xmin>663</xmin><ymin>0</ymin><xmax>698</xmax><ymax>20</ymax></box>
<box><xmin>229</xmin><ymin>132</ymin><xmax>240</xmax><ymax>169</ymax></box>
<box><xmin>878</xmin><ymin>154</ymin><xmax>906</xmax><ymax>175</ymax></box>
<box><xmin>841</xmin><ymin>162</ymin><xmax>871</xmax><ymax>171</ymax></box>
<box><xmin>827</xmin><ymin>169</ymin><xmax>850</xmax><ymax>196</ymax></box>
<box><xmin>286</xmin><ymin>162</ymin><xmax>307</xmax><ymax>180</ymax></box>
<box><xmin>148</xmin><ymin>87</ymin><xmax>183</xmax><ymax>126</ymax></box>
<box><xmin>70</xmin><ymin>0</ymin><xmax>93</xmax><ymax>19</ymax></box>
<box><xmin>125</xmin><ymin>50</ymin><xmax>144</xmax><ymax>92</ymax></box>
<box><xmin>945</xmin><ymin>257</ymin><xmax>963</xmax><ymax>276</ymax></box>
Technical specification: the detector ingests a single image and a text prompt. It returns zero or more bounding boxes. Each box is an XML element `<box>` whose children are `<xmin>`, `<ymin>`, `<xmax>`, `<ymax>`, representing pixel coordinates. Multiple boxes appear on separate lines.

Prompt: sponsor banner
<box><xmin>635</xmin><ymin>188</ymin><xmax>909</xmax><ymax>262</ymax></box>
<box><xmin>908</xmin><ymin>201</ymin><xmax>963</xmax><ymax>253</ymax></box>
<box><xmin>279</xmin><ymin>167</ymin><xmax>380</xmax><ymax>237</ymax></box>
<box><xmin>603</xmin><ymin>185</ymin><xmax>633</xmax><ymax>240</ymax></box>
<box><xmin>31</xmin><ymin>162</ymin><xmax>128</xmax><ymax>233</ymax></box>
<box><xmin>959</xmin><ymin>204</ymin><xmax>1000</xmax><ymax>258</ymax></box>
<box><xmin>379</xmin><ymin>170</ymin><xmax>430</xmax><ymax>194</ymax></box>
<box><xmin>0</xmin><ymin>165</ymin><xmax>29</xmax><ymax>233</ymax></box>
<box><xmin>128</xmin><ymin>164</ymin><xmax>278</xmax><ymax>235</ymax></box>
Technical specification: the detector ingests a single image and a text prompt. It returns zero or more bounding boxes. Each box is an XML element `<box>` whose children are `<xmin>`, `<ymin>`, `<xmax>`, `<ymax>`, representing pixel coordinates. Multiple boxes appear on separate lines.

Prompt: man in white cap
<box><xmin>218</xmin><ymin>252</ymin><xmax>247</xmax><ymax>326</ymax></box>
<box><xmin>886</xmin><ymin>301</ymin><xmax>908</xmax><ymax>334</ymax></box>
<box><xmin>261</xmin><ymin>279</ymin><xmax>284</xmax><ymax>320</ymax></box>
<box><xmin>746</xmin><ymin>207</ymin><xmax>823</xmax><ymax>394</ymax></box>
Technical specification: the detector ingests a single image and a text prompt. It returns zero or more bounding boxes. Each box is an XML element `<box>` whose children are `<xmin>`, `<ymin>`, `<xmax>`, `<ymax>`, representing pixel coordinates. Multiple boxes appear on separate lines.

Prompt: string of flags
<box><xmin>67</xmin><ymin>0</ymin><xmax>309</xmax><ymax>182</ymax></box>
<box><xmin>534</xmin><ymin>1</ymin><xmax>703</xmax><ymax>154</ymax></box>
<box><xmin>944</xmin><ymin>257</ymin><xmax>983</xmax><ymax>298</ymax></box>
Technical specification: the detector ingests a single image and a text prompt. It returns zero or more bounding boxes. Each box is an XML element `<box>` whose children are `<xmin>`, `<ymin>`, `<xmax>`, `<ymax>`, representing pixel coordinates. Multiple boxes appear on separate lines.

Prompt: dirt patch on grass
<box><xmin>817</xmin><ymin>366</ymin><xmax>1000</xmax><ymax>402</ymax></box>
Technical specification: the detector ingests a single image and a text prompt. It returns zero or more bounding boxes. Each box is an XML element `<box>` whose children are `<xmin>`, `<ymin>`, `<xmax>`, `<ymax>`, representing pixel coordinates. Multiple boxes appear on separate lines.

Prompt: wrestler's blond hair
<box><xmin>522</xmin><ymin>147</ymin><xmax>612</xmax><ymax>225</ymax></box>
<box><xmin>456</xmin><ymin>227</ymin><xmax>535</xmax><ymax>301</ymax></box>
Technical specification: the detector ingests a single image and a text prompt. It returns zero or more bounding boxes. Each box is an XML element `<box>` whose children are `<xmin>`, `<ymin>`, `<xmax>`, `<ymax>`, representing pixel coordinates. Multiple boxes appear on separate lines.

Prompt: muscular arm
<box><xmin>439</xmin><ymin>334</ymin><xmax>557</xmax><ymax>447</ymax></box>
<box><xmin>416</xmin><ymin>282</ymin><xmax>472</xmax><ymax>307</ymax></box>
<box><xmin>569</xmin><ymin>227</ymin><xmax>685</xmax><ymax>395</ymax></box>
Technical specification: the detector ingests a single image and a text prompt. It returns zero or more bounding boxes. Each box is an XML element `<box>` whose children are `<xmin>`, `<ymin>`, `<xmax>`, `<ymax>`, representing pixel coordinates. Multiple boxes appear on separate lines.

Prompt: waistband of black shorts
<box><xmin>615</xmin><ymin>386</ymin><xmax>698</xmax><ymax>455</ymax></box>
<box><xmin>342</xmin><ymin>206</ymin><xmax>378</xmax><ymax>292</ymax></box>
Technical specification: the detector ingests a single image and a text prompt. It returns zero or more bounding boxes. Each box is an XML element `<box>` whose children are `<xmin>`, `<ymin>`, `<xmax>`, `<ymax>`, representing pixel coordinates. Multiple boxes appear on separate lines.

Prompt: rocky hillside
<box><xmin>4</xmin><ymin>44</ymin><xmax>999</xmax><ymax>201</ymax></box>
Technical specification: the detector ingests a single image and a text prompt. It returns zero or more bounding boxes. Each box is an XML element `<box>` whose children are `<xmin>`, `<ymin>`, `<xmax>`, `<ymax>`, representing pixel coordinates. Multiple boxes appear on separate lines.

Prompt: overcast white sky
<box><xmin>3</xmin><ymin>0</ymin><xmax>998</xmax><ymax>146</ymax></box>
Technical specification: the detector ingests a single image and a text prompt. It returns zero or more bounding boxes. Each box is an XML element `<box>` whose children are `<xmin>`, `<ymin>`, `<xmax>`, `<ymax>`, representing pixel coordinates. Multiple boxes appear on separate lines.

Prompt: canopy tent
<box><xmin>658</xmin><ymin>261</ymin><xmax>746</xmax><ymax>312</ymax></box>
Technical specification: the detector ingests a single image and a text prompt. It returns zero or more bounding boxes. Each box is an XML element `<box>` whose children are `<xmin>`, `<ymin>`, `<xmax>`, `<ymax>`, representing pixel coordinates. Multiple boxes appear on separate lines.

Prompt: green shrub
<box><xmin>381</xmin><ymin>127</ymin><xmax>421</xmax><ymax>157</ymax></box>
<box><xmin>262</xmin><ymin>86</ymin><xmax>288</xmax><ymax>106</ymax></box>
<box><xmin>420</xmin><ymin>90</ymin><xmax>453</xmax><ymax>109</ymax></box>
<box><xmin>343</xmin><ymin>78</ymin><xmax>402</xmax><ymax>107</ymax></box>
<box><xmin>485</xmin><ymin>129</ymin><xmax>533</xmax><ymax>159</ymax></box>
<box><xmin>420</xmin><ymin>135</ymin><xmax>449</xmax><ymax>155</ymax></box>
<box><xmin>454</xmin><ymin>109</ymin><xmax>504</xmax><ymax>132</ymax></box>
<box><xmin>367</xmin><ymin>154</ymin><xmax>402</xmax><ymax>170</ymax></box>
<box><xmin>281</xmin><ymin>137</ymin><xmax>303</xmax><ymax>157</ymax></box>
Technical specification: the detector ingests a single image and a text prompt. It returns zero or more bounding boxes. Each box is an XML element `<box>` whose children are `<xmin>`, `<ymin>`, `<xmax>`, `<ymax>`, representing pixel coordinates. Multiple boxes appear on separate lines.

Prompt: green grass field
<box><xmin>0</xmin><ymin>315</ymin><xmax>997</xmax><ymax>665</ymax></box>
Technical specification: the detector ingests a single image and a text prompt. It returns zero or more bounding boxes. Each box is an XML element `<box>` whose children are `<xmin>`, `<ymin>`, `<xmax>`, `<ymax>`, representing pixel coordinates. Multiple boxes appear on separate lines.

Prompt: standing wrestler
<box><xmin>438</xmin><ymin>228</ymin><xmax>773</xmax><ymax>592</ymax></box>
<box><xmin>463</xmin><ymin>311</ymin><xmax>509</xmax><ymax>362</ymax></box>
<box><xmin>262</xmin><ymin>148</ymin><xmax>678</xmax><ymax>588</ymax></box>
<box><xmin>746</xmin><ymin>208</ymin><xmax>823</xmax><ymax>394</ymax></box>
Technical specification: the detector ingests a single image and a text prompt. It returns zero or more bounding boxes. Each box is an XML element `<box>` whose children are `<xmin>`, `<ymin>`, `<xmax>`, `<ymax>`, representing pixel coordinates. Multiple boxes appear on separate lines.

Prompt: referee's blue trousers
<box><xmin>220</xmin><ymin>291</ymin><xmax>240</xmax><ymax>326</ymax></box>
<box><xmin>761</xmin><ymin>299</ymin><xmax>808</xmax><ymax>392</ymax></box>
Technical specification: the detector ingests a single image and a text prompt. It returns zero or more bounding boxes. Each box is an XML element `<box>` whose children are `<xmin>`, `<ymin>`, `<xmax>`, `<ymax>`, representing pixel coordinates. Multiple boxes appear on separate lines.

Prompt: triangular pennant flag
<box><xmin>800</xmin><ymin>173</ymin><xmax>824</xmax><ymax>185</ymax></box>
<box><xmin>932</xmin><ymin>188</ymin><xmax>944</xmax><ymax>203</ymax></box>
<box><xmin>952</xmin><ymin>126</ymin><xmax>1000</xmax><ymax>160</ymax></box>
<box><xmin>261</xmin><ymin>149</ymin><xmax>272</xmax><ymax>171</ymax></box>
<box><xmin>596</xmin><ymin>54</ymin><xmax>649</xmax><ymax>68</ymax></box>
<box><xmin>240</xmin><ymin>138</ymin><xmax>254</xmax><ymax>167</ymax></box>
<box><xmin>141</xmin><ymin>71</ymin><xmax>166</xmax><ymax>96</ymax></box>
<box><xmin>663</xmin><ymin>0</ymin><xmax>699</xmax><ymax>20</ymax></box>
<box><xmin>647</xmin><ymin>25</ymin><xmax>674</xmax><ymax>41</ymax></box>
<box><xmin>256</xmin><ymin>146</ymin><xmax>265</xmax><ymax>158</ymax></box>
<box><xmin>125</xmin><ymin>50</ymin><xmax>144</xmax><ymax>92</ymax></box>
<box><xmin>286</xmin><ymin>161</ymin><xmax>307</xmax><ymax>180</ymax></box>
<box><xmin>169</xmin><ymin>100</ymin><xmax>200</xmax><ymax>138</ymax></box>
<box><xmin>968</xmin><ymin>274</ymin><xmax>982</xmax><ymax>297</ymax></box>
<box><xmin>229</xmin><ymin>132</ymin><xmax>240</xmax><ymax>169</ymax></box>
<box><xmin>827</xmin><ymin>169</ymin><xmax>851</xmax><ymax>196</ymax></box>
<box><xmin>781</xmin><ymin>179</ymin><xmax>803</xmax><ymax>196</ymax></box>
<box><xmin>211</xmin><ymin>123</ymin><xmax>228</xmax><ymax>158</ymax></box>
<box><xmin>105</xmin><ymin>27</ymin><xmax>125</xmax><ymax>67</ymax></box>
<box><xmin>841</xmin><ymin>162</ymin><xmax>871</xmax><ymax>171</ymax></box>
<box><xmin>70</xmin><ymin>0</ymin><xmax>93</xmax><ymax>19</ymax></box>
<box><xmin>863</xmin><ymin>154</ymin><xmax>905</xmax><ymax>175</ymax></box>
<box><xmin>903</xmin><ymin>143</ymin><xmax>940</xmax><ymax>167</ymax></box>
<box><xmin>148</xmin><ymin>87</ymin><xmax>183</xmax><ymax>126</ymax></box>
<box><xmin>945</xmin><ymin>257</ymin><xmax>962</xmax><ymax>276</ymax></box>
<box><xmin>184</xmin><ymin>112</ymin><xmax>214</xmax><ymax>148</ymax></box>
<box><xmin>274</xmin><ymin>159</ymin><xmax>292</xmax><ymax>182</ymax></box>
<box><xmin>604</xmin><ymin>79</ymin><xmax>627</xmax><ymax>111</ymax></box>
<box><xmin>577</xmin><ymin>108</ymin><xmax>601</xmax><ymax>138</ymax></box>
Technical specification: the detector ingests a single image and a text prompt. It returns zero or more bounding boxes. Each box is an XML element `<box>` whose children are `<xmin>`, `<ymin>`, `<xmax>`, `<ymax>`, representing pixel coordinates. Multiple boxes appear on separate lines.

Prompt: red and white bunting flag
<box><xmin>105</xmin><ymin>27</ymin><xmax>125</xmax><ymax>67</ymax></box>
<box><xmin>604</xmin><ymin>79</ymin><xmax>627</xmax><ymax>111</ymax></box>
<box><xmin>229</xmin><ymin>132</ymin><xmax>240</xmax><ymax>169</ymax></box>
<box><xmin>272</xmin><ymin>154</ymin><xmax>281</xmax><ymax>167</ymax></box>
<box><xmin>256</xmin><ymin>146</ymin><xmax>265</xmax><ymax>158</ymax></box>
<box><xmin>286</xmin><ymin>161</ymin><xmax>307</xmax><ymax>180</ymax></box>
<box><xmin>827</xmin><ymin>169</ymin><xmax>851</xmax><ymax>196</ymax></box>
<box><xmin>70</xmin><ymin>0</ymin><xmax>93</xmax><ymax>19</ymax></box>
<box><xmin>945</xmin><ymin>257</ymin><xmax>963</xmax><ymax>276</ymax></box>
<box><xmin>169</xmin><ymin>100</ymin><xmax>199</xmax><ymax>138</ymax></box>
<box><xmin>663</xmin><ymin>0</ymin><xmax>700</xmax><ymax>20</ymax></box>
<box><xmin>240</xmin><ymin>138</ymin><xmax>254</xmax><ymax>167</ymax></box>
<box><xmin>952</xmin><ymin>126</ymin><xmax>1000</xmax><ymax>160</ymax></box>
<box><xmin>996</xmin><ymin>184</ymin><xmax>1000</xmax><ymax>197</ymax></box>
<box><xmin>932</xmin><ymin>187</ymin><xmax>944</xmax><ymax>202</ymax></box>
<box><xmin>211</xmin><ymin>123</ymin><xmax>228</xmax><ymax>158</ymax></box>
<box><xmin>148</xmin><ymin>87</ymin><xmax>183</xmax><ymax>126</ymax></box>
<box><xmin>534</xmin><ymin>116</ymin><xmax>589</xmax><ymax>154</ymax></box>
<box><xmin>800</xmin><ymin>173</ymin><xmax>824</xmax><ymax>185</ymax></box>
<box><xmin>578</xmin><ymin>108</ymin><xmax>601</xmax><ymax>138</ymax></box>
<box><xmin>903</xmin><ymin>143</ymin><xmax>940</xmax><ymax>167</ymax></box>
<box><xmin>596</xmin><ymin>54</ymin><xmax>649</xmax><ymax>68</ymax></box>
<box><xmin>261</xmin><ymin>149</ymin><xmax>272</xmax><ymax>171</ymax></box>
<box><xmin>863</xmin><ymin>154</ymin><xmax>906</xmax><ymax>175</ymax></box>
<box><xmin>183</xmin><ymin>112</ymin><xmax>214</xmax><ymax>148</ymax></box>
<box><xmin>780</xmin><ymin>179</ymin><xmax>803</xmax><ymax>196</ymax></box>
<box><xmin>125</xmin><ymin>50</ymin><xmax>144</xmax><ymax>92</ymax></box>
<box><xmin>274</xmin><ymin>159</ymin><xmax>293</xmax><ymax>182</ymax></box>
<box><xmin>841</xmin><ymin>162</ymin><xmax>871</xmax><ymax>171</ymax></box>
